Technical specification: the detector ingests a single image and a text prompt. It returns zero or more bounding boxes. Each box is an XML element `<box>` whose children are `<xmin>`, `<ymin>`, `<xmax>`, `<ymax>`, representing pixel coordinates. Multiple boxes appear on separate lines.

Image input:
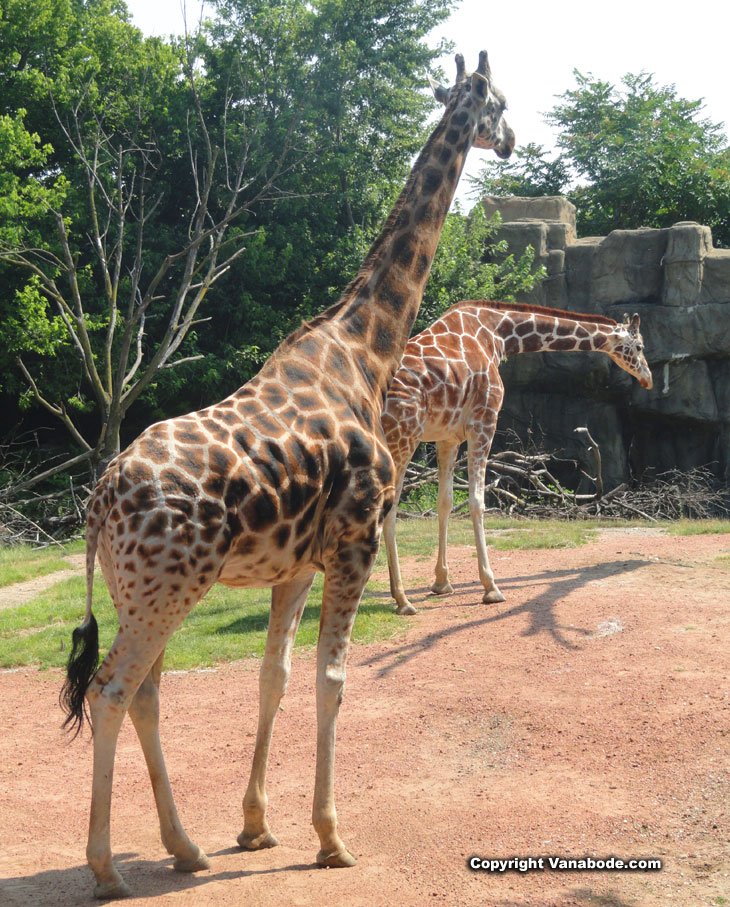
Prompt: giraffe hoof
<box><xmin>316</xmin><ymin>847</ymin><xmax>357</xmax><ymax>868</ymax></box>
<box><xmin>237</xmin><ymin>830</ymin><xmax>279</xmax><ymax>850</ymax></box>
<box><xmin>482</xmin><ymin>589</ymin><xmax>505</xmax><ymax>604</ymax></box>
<box><xmin>395</xmin><ymin>602</ymin><xmax>417</xmax><ymax>616</ymax></box>
<box><xmin>430</xmin><ymin>581</ymin><xmax>454</xmax><ymax>596</ymax></box>
<box><xmin>93</xmin><ymin>878</ymin><xmax>132</xmax><ymax>900</ymax></box>
<box><xmin>173</xmin><ymin>846</ymin><xmax>211</xmax><ymax>873</ymax></box>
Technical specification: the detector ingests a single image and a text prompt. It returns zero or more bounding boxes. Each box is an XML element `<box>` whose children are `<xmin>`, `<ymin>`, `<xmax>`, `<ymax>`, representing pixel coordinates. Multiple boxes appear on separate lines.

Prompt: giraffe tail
<box><xmin>59</xmin><ymin>481</ymin><xmax>105</xmax><ymax>738</ymax></box>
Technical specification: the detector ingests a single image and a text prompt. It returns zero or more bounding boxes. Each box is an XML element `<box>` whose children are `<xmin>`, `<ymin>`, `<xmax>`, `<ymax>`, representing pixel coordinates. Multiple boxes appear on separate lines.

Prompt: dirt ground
<box><xmin>1</xmin><ymin>528</ymin><xmax>729</xmax><ymax>907</ymax></box>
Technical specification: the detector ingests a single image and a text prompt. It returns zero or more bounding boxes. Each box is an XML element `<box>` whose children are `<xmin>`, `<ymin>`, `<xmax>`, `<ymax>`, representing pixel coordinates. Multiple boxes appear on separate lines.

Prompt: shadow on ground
<box><xmin>364</xmin><ymin>558</ymin><xmax>650</xmax><ymax>676</ymax></box>
<box><xmin>0</xmin><ymin>848</ymin><xmax>319</xmax><ymax>906</ymax></box>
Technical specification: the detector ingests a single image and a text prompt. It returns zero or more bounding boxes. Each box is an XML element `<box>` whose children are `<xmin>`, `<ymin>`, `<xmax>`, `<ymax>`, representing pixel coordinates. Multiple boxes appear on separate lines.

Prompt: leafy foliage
<box><xmin>472</xmin><ymin>71</ymin><xmax>730</xmax><ymax>246</ymax></box>
<box><xmin>415</xmin><ymin>204</ymin><xmax>542</xmax><ymax>332</ymax></box>
<box><xmin>0</xmin><ymin>0</ymin><xmax>541</xmax><ymax>503</ymax></box>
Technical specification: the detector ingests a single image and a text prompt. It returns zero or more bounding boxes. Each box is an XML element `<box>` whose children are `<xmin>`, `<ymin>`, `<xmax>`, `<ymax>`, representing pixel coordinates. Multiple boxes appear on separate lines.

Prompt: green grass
<box><xmin>1</xmin><ymin>515</ymin><xmax>727</xmax><ymax>672</ymax></box>
<box><xmin>485</xmin><ymin>522</ymin><xmax>596</xmax><ymax>550</ymax></box>
<box><xmin>379</xmin><ymin>516</ymin><xmax>597</xmax><ymax>563</ymax></box>
<box><xmin>0</xmin><ymin>572</ymin><xmax>403</xmax><ymax>671</ymax></box>
<box><xmin>0</xmin><ymin>544</ymin><xmax>76</xmax><ymax>588</ymax></box>
<box><xmin>665</xmin><ymin>518</ymin><xmax>730</xmax><ymax>535</ymax></box>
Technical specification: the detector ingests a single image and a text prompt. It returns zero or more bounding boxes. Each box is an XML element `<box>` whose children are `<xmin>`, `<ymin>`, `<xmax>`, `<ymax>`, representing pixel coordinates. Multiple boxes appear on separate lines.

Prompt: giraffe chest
<box><xmin>421</xmin><ymin>367</ymin><xmax>498</xmax><ymax>441</ymax></box>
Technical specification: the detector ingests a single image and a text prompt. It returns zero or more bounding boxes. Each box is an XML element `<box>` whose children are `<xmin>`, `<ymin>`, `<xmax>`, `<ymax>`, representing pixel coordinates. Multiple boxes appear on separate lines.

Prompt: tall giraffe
<box><xmin>382</xmin><ymin>300</ymin><xmax>652</xmax><ymax>614</ymax></box>
<box><xmin>60</xmin><ymin>53</ymin><xmax>514</xmax><ymax>899</ymax></box>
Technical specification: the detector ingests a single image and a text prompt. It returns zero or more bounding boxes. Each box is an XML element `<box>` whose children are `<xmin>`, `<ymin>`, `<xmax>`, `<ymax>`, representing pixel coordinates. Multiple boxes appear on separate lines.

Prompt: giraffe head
<box><xmin>608</xmin><ymin>313</ymin><xmax>653</xmax><ymax>389</ymax></box>
<box><xmin>430</xmin><ymin>51</ymin><xmax>514</xmax><ymax>159</ymax></box>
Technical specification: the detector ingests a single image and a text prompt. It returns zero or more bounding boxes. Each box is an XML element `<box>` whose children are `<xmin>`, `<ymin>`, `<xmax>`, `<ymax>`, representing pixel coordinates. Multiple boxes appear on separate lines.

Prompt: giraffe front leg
<box><xmin>238</xmin><ymin>574</ymin><xmax>315</xmax><ymax>851</ymax></box>
<box><xmin>312</xmin><ymin>564</ymin><xmax>364</xmax><ymax>868</ymax></box>
<box><xmin>128</xmin><ymin>651</ymin><xmax>210</xmax><ymax>874</ymax></box>
<box><xmin>430</xmin><ymin>440</ymin><xmax>460</xmax><ymax>596</ymax></box>
<box><xmin>467</xmin><ymin>432</ymin><xmax>505</xmax><ymax>605</ymax></box>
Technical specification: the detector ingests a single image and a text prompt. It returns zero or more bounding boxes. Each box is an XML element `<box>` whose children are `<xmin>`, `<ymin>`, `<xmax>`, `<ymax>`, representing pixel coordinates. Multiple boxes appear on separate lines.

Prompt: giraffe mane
<box><xmin>452</xmin><ymin>299</ymin><xmax>618</xmax><ymax>327</ymax></box>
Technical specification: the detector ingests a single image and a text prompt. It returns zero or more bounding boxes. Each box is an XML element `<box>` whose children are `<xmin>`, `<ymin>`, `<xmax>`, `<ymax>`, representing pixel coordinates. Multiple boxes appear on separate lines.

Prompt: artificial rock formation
<box><xmin>481</xmin><ymin>196</ymin><xmax>730</xmax><ymax>488</ymax></box>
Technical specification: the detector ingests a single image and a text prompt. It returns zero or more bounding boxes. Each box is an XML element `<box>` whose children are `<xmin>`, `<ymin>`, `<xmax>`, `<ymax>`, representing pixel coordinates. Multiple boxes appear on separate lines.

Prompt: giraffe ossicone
<box><xmin>381</xmin><ymin>300</ymin><xmax>652</xmax><ymax>615</ymax></box>
<box><xmin>59</xmin><ymin>52</ymin><xmax>514</xmax><ymax>899</ymax></box>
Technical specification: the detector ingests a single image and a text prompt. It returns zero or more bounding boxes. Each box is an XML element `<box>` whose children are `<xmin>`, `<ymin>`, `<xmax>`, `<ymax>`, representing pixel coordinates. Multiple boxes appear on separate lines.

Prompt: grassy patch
<box><xmin>0</xmin><ymin>545</ymin><xmax>75</xmax><ymax>588</ymax></box>
<box><xmin>382</xmin><ymin>516</ymin><xmax>596</xmax><ymax>562</ymax></box>
<box><xmin>485</xmin><ymin>522</ymin><xmax>595</xmax><ymax>550</ymax></box>
<box><xmin>0</xmin><ymin>573</ymin><xmax>404</xmax><ymax>672</ymax></box>
<box><xmin>665</xmin><ymin>518</ymin><xmax>730</xmax><ymax>535</ymax></box>
<box><xmin>2</xmin><ymin>515</ymin><xmax>726</xmax><ymax>672</ymax></box>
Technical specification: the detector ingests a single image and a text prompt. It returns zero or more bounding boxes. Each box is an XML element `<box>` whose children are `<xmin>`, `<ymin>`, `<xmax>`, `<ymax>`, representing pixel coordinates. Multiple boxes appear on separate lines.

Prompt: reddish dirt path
<box><xmin>1</xmin><ymin>529</ymin><xmax>729</xmax><ymax>906</ymax></box>
<box><xmin>0</xmin><ymin>554</ymin><xmax>85</xmax><ymax>612</ymax></box>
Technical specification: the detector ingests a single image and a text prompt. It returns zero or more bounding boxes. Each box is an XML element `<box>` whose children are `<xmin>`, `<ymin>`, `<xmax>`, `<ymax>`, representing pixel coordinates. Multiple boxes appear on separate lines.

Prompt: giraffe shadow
<box><xmin>214</xmin><ymin>599</ymin><xmax>397</xmax><ymax>636</ymax></box>
<box><xmin>0</xmin><ymin>850</ymin><xmax>318</xmax><ymax>906</ymax></box>
<box><xmin>362</xmin><ymin>558</ymin><xmax>651</xmax><ymax>678</ymax></box>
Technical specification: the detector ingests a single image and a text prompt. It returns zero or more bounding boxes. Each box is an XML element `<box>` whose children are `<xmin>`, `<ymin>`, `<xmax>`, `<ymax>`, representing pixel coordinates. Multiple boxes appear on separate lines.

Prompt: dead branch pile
<box><xmin>0</xmin><ymin>484</ymin><xmax>88</xmax><ymax>547</ymax></box>
<box><xmin>400</xmin><ymin>428</ymin><xmax>728</xmax><ymax>522</ymax></box>
<box><xmin>0</xmin><ymin>438</ymin><xmax>90</xmax><ymax>546</ymax></box>
<box><xmin>1</xmin><ymin>427</ymin><xmax>727</xmax><ymax>546</ymax></box>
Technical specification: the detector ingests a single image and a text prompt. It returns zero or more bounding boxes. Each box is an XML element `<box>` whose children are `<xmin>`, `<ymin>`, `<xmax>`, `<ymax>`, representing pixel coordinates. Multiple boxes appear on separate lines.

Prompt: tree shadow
<box><xmin>359</xmin><ymin>558</ymin><xmax>650</xmax><ymax>678</ymax></box>
<box><xmin>0</xmin><ymin>849</ymin><xmax>319</xmax><ymax>906</ymax></box>
<box><xmin>569</xmin><ymin>888</ymin><xmax>640</xmax><ymax>907</ymax></box>
<box><xmin>488</xmin><ymin>890</ymin><xmax>638</xmax><ymax>907</ymax></box>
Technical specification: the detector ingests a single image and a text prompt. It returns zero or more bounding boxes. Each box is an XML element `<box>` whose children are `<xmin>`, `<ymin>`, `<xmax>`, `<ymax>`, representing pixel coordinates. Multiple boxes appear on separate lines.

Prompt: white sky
<box><xmin>125</xmin><ymin>0</ymin><xmax>730</xmax><ymax>205</ymax></box>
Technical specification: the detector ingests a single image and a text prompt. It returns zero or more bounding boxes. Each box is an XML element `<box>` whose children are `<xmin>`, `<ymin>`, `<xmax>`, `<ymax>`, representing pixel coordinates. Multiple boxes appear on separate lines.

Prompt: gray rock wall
<box><xmin>481</xmin><ymin>196</ymin><xmax>730</xmax><ymax>489</ymax></box>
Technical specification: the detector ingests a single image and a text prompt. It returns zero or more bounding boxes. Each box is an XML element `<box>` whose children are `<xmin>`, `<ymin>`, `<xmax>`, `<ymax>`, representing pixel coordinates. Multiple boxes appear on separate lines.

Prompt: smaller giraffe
<box><xmin>381</xmin><ymin>300</ymin><xmax>653</xmax><ymax>614</ymax></box>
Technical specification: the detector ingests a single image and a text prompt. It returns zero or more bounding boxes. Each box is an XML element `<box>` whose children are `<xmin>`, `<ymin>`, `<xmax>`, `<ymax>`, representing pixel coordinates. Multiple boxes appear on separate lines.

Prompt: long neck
<box><xmin>495</xmin><ymin>310</ymin><xmax>617</xmax><ymax>357</ymax></box>
<box><xmin>326</xmin><ymin>98</ymin><xmax>480</xmax><ymax>402</ymax></box>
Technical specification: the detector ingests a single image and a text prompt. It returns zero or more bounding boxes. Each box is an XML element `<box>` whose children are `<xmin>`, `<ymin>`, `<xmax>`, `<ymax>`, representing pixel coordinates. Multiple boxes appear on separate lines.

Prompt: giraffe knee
<box><xmin>129</xmin><ymin>678</ymin><xmax>159</xmax><ymax>723</ymax></box>
<box><xmin>468</xmin><ymin>492</ymin><xmax>484</xmax><ymax>517</ymax></box>
<box><xmin>87</xmin><ymin>673</ymin><xmax>134</xmax><ymax>718</ymax></box>
<box><xmin>320</xmin><ymin>666</ymin><xmax>346</xmax><ymax>707</ymax></box>
<box><xmin>260</xmin><ymin>660</ymin><xmax>290</xmax><ymax>698</ymax></box>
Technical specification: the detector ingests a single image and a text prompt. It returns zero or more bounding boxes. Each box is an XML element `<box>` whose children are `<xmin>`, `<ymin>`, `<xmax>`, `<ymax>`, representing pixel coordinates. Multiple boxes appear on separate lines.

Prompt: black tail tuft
<box><xmin>59</xmin><ymin>614</ymin><xmax>99</xmax><ymax>739</ymax></box>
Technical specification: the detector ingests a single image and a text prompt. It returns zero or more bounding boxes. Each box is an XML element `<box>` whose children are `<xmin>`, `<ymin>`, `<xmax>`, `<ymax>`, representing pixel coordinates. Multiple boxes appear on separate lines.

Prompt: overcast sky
<box><xmin>124</xmin><ymin>0</ymin><xmax>730</xmax><ymax>204</ymax></box>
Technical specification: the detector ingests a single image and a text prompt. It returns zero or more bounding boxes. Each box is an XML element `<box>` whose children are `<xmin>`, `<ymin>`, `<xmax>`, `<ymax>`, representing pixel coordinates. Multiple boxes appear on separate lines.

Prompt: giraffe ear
<box><xmin>428</xmin><ymin>75</ymin><xmax>449</xmax><ymax>106</ymax></box>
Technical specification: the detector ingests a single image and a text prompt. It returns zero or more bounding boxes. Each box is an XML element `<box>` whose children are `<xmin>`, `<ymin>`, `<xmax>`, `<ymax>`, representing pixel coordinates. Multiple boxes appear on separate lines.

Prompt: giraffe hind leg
<box><xmin>127</xmin><ymin>649</ymin><xmax>210</xmax><ymax>873</ymax></box>
<box><xmin>84</xmin><ymin>587</ymin><xmax>211</xmax><ymax>898</ymax></box>
<box><xmin>85</xmin><ymin>633</ymin><xmax>158</xmax><ymax>898</ymax></box>
<box><xmin>383</xmin><ymin>466</ymin><xmax>417</xmax><ymax>615</ymax></box>
<box><xmin>430</xmin><ymin>441</ymin><xmax>460</xmax><ymax>597</ymax></box>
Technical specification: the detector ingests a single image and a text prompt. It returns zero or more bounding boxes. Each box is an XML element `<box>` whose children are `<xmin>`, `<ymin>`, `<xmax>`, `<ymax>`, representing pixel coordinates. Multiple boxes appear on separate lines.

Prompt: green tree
<box><xmin>472</xmin><ymin>71</ymin><xmax>730</xmax><ymax>246</ymax></box>
<box><xmin>415</xmin><ymin>205</ymin><xmax>542</xmax><ymax>332</ymax></box>
<box><xmin>139</xmin><ymin>0</ymin><xmax>457</xmax><ymax>417</ymax></box>
<box><xmin>0</xmin><ymin>0</ymin><xmax>541</xmax><ymax>511</ymax></box>
<box><xmin>0</xmin><ymin>0</ymin><xmax>298</xmax><ymax>486</ymax></box>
